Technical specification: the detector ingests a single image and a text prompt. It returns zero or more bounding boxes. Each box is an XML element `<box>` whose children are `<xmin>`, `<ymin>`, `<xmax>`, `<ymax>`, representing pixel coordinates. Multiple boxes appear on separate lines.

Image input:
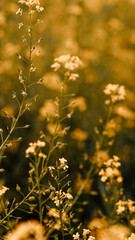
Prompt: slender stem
<box><xmin>57</xmin><ymin>166</ymin><xmax>64</xmax><ymax>240</ymax></box>
<box><xmin>35</xmin><ymin>154</ymin><xmax>42</xmax><ymax>223</ymax></box>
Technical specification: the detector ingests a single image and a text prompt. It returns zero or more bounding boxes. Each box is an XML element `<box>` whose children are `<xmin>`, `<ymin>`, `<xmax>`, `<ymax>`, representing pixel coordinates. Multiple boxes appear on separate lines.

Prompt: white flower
<box><xmin>65</xmin><ymin>192</ymin><xmax>73</xmax><ymax>200</ymax></box>
<box><xmin>59</xmin><ymin>157</ymin><xmax>67</xmax><ymax>164</ymax></box>
<box><xmin>51</xmin><ymin>62</ymin><xmax>61</xmax><ymax>71</ymax></box>
<box><xmin>83</xmin><ymin>229</ymin><xmax>90</xmax><ymax>238</ymax></box>
<box><xmin>88</xmin><ymin>236</ymin><xmax>95</xmax><ymax>240</ymax></box>
<box><xmin>51</xmin><ymin>55</ymin><xmax>82</xmax><ymax>71</ymax></box>
<box><xmin>104</xmin><ymin>84</ymin><xmax>126</xmax><ymax>103</ymax></box>
<box><xmin>73</xmin><ymin>232</ymin><xmax>80</xmax><ymax>240</ymax></box>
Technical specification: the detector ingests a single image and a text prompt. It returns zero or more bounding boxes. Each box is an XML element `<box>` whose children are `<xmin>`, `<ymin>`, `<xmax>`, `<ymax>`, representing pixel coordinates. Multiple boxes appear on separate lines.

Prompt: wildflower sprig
<box><xmin>0</xmin><ymin>0</ymin><xmax>44</xmax><ymax>234</ymax></box>
<box><xmin>25</xmin><ymin>55</ymin><xmax>82</xmax><ymax>229</ymax></box>
<box><xmin>68</xmin><ymin>84</ymin><xmax>126</xmax><ymax>214</ymax></box>
<box><xmin>26</xmin><ymin>139</ymin><xmax>48</xmax><ymax>223</ymax></box>
<box><xmin>73</xmin><ymin>229</ymin><xmax>95</xmax><ymax>240</ymax></box>
<box><xmin>98</xmin><ymin>155</ymin><xmax>123</xmax><ymax>218</ymax></box>
<box><xmin>116</xmin><ymin>199</ymin><xmax>135</xmax><ymax>230</ymax></box>
<box><xmin>0</xmin><ymin>0</ymin><xmax>44</xmax><ymax>160</ymax></box>
<box><xmin>46</xmin><ymin>158</ymin><xmax>73</xmax><ymax>239</ymax></box>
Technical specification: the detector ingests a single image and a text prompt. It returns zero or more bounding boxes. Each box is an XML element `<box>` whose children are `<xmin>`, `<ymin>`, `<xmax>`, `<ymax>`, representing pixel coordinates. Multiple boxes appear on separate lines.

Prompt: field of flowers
<box><xmin>0</xmin><ymin>0</ymin><xmax>135</xmax><ymax>239</ymax></box>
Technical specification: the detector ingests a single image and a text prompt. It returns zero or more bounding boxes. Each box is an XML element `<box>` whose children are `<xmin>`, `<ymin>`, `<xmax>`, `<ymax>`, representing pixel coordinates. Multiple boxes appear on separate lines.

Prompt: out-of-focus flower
<box><xmin>88</xmin><ymin>236</ymin><xmax>95</xmax><ymax>240</ymax></box>
<box><xmin>130</xmin><ymin>218</ymin><xmax>135</xmax><ymax>227</ymax></box>
<box><xmin>114</xmin><ymin>105</ymin><xmax>135</xmax><ymax>120</ymax></box>
<box><xmin>116</xmin><ymin>199</ymin><xmax>135</xmax><ymax>215</ymax></box>
<box><xmin>0</xmin><ymin>186</ymin><xmax>9</xmax><ymax>197</ymax></box>
<box><xmin>39</xmin><ymin>99</ymin><xmax>57</xmax><ymax>120</ymax></box>
<box><xmin>88</xmin><ymin>219</ymin><xmax>130</xmax><ymax>240</ymax></box>
<box><xmin>46</xmin><ymin>123</ymin><xmax>62</xmax><ymax>136</ymax></box>
<box><xmin>99</xmin><ymin>155</ymin><xmax>123</xmax><ymax>184</ymax></box>
<box><xmin>25</xmin><ymin>140</ymin><xmax>45</xmax><ymax>157</ymax></box>
<box><xmin>67</xmin><ymin>4</ymin><xmax>83</xmax><ymax>16</ymax></box>
<box><xmin>104</xmin><ymin>84</ymin><xmax>126</xmax><ymax>103</ymax></box>
<box><xmin>51</xmin><ymin>55</ymin><xmax>82</xmax><ymax>71</ymax></box>
<box><xmin>74</xmin><ymin>176</ymin><xmax>92</xmax><ymax>193</ymax></box>
<box><xmin>92</xmin><ymin>150</ymin><xmax>110</xmax><ymax>167</ymax></box>
<box><xmin>68</xmin><ymin>73</ymin><xmax>79</xmax><ymax>81</ymax></box>
<box><xmin>125</xmin><ymin>233</ymin><xmax>135</xmax><ymax>240</ymax></box>
<box><xmin>69</xmin><ymin>97</ymin><xmax>87</xmax><ymax>112</ymax></box>
<box><xmin>70</xmin><ymin>128</ymin><xmax>88</xmax><ymax>141</ymax></box>
<box><xmin>42</xmin><ymin>72</ymin><xmax>63</xmax><ymax>91</ymax></box>
<box><xmin>5</xmin><ymin>220</ymin><xmax>46</xmax><ymax>240</ymax></box>
<box><xmin>96</xmin><ymin>224</ymin><xmax>130</xmax><ymax>240</ymax></box>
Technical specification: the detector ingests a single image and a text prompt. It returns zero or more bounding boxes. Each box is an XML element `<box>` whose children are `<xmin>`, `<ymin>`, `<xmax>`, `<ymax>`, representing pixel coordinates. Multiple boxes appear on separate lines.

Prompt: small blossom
<box><xmin>73</xmin><ymin>232</ymin><xmax>80</xmax><ymax>240</ymax></box>
<box><xmin>16</xmin><ymin>8</ymin><xmax>23</xmax><ymax>16</ymax></box>
<box><xmin>36</xmin><ymin>140</ymin><xmax>45</xmax><ymax>147</ymax></box>
<box><xmin>83</xmin><ymin>229</ymin><xmax>90</xmax><ymax>238</ymax></box>
<box><xmin>48</xmin><ymin>166</ymin><xmax>55</xmax><ymax>171</ymax></box>
<box><xmin>104</xmin><ymin>83</ymin><xmax>126</xmax><ymax>103</ymax></box>
<box><xmin>21</xmin><ymin>90</ymin><xmax>27</xmax><ymax>96</ymax></box>
<box><xmin>69</xmin><ymin>73</ymin><xmax>79</xmax><ymax>81</ymax></box>
<box><xmin>130</xmin><ymin>219</ymin><xmax>135</xmax><ymax>227</ymax></box>
<box><xmin>65</xmin><ymin>192</ymin><xmax>73</xmax><ymax>200</ymax></box>
<box><xmin>18</xmin><ymin>22</ymin><xmax>23</xmax><ymax>29</ymax></box>
<box><xmin>12</xmin><ymin>92</ymin><xmax>16</xmax><ymax>98</ymax></box>
<box><xmin>30</xmin><ymin>66</ymin><xmax>37</xmax><ymax>72</ymax></box>
<box><xmin>51</xmin><ymin>62</ymin><xmax>61</xmax><ymax>71</ymax></box>
<box><xmin>59</xmin><ymin>157</ymin><xmax>67</xmax><ymax>165</ymax></box>
<box><xmin>88</xmin><ymin>236</ymin><xmax>95</xmax><ymax>240</ymax></box>
<box><xmin>59</xmin><ymin>157</ymin><xmax>68</xmax><ymax>170</ymax></box>
<box><xmin>36</xmin><ymin>5</ymin><xmax>44</xmax><ymax>12</ymax></box>
<box><xmin>38</xmin><ymin>152</ymin><xmax>47</xmax><ymax>159</ymax></box>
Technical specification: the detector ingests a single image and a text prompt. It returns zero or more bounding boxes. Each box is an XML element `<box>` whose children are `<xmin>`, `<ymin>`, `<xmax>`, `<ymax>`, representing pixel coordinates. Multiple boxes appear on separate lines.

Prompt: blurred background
<box><xmin>0</xmin><ymin>0</ymin><xmax>135</xmax><ymax>226</ymax></box>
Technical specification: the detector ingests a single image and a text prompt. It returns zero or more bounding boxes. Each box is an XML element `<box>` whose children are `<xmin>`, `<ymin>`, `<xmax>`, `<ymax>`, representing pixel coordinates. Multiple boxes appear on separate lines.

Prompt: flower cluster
<box><xmin>99</xmin><ymin>155</ymin><xmax>123</xmax><ymax>184</ymax></box>
<box><xmin>51</xmin><ymin>54</ymin><xmax>82</xmax><ymax>75</ymax></box>
<box><xmin>25</xmin><ymin>140</ymin><xmax>46</xmax><ymax>157</ymax></box>
<box><xmin>59</xmin><ymin>157</ymin><xmax>69</xmax><ymax>170</ymax></box>
<box><xmin>104</xmin><ymin>83</ymin><xmax>126</xmax><ymax>104</ymax></box>
<box><xmin>52</xmin><ymin>189</ymin><xmax>73</xmax><ymax>207</ymax></box>
<box><xmin>73</xmin><ymin>230</ymin><xmax>95</xmax><ymax>240</ymax></box>
<box><xmin>18</xmin><ymin>0</ymin><xmax>44</xmax><ymax>10</ymax></box>
<box><xmin>116</xmin><ymin>199</ymin><xmax>135</xmax><ymax>229</ymax></box>
<box><xmin>16</xmin><ymin>0</ymin><xmax>44</xmax><ymax>16</ymax></box>
<box><xmin>116</xmin><ymin>199</ymin><xmax>135</xmax><ymax>215</ymax></box>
